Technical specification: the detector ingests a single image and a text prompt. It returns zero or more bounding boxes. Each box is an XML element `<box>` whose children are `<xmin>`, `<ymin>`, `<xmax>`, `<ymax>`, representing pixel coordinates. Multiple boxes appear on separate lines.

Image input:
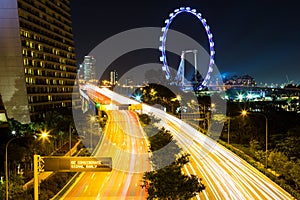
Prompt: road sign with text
<box><xmin>43</xmin><ymin>157</ymin><xmax>112</xmax><ymax>172</ymax></box>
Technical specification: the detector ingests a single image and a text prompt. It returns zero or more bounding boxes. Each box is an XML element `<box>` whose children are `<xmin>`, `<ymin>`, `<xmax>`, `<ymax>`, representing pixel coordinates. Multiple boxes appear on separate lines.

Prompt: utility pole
<box><xmin>227</xmin><ymin>113</ymin><xmax>230</xmax><ymax>145</ymax></box>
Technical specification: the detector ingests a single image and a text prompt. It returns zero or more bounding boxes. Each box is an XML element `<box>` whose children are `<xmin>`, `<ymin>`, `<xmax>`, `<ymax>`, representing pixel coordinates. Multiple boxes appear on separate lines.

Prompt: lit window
<box><xmin>30</xmin><ymin>42</ymin><xmax>35</xmax><ymax>48</ymax></box>
<box><xmin>38</xmin><ymin>70</ymin><xmax>42</xmax><ymax>76</ymax></box>
<box><xmin>23</xmin><ymin>58</ymin><xmax>29</xmax><ymax>66</ymax></box>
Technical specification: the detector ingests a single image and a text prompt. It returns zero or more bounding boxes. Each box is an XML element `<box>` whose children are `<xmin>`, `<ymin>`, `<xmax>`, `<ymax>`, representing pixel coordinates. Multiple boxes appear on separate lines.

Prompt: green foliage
<box><xmin>276</xmin><ymin>126</ymin><xmax>300</xmax><ymax>159</ymax></box>
<box><xmin>149</xmin><ymin>127</ymin><xmax>172</xmax><ymax>152</ymax></box>
<box><xmin>139</xmin><ymin>113</ymin><xmax>151</xmax><ymax>125</ymax></box>
<box><xmin>142</xmin><ymin>119</ymin><xmax>205</xmax><ymax>199</ymax></box>
<box><xmin>249</xmin><ymin>140</ymin><xmax>261</xmax><ymax>153</ymax></box>
<box><xmin>143</xmin><ymin>154</ymin><xmax>205</xmax><ymax>200</ymax></box>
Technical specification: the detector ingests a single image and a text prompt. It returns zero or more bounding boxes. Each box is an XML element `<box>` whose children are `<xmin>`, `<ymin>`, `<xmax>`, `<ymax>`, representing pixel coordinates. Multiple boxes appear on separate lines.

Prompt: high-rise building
<box><xmin>110</xmin><ymin>70</ymin><xmax>118</xmax><ymax>86</ymax></box>
<box><xmin>82</xmin><ymin>55</ymin><xmax>96</xmax><ymax>83</ymax></box>
<box><xmin>0</xmin><ymin>0</ymin><xmax>77</xmax><ymax>123</ymax></box>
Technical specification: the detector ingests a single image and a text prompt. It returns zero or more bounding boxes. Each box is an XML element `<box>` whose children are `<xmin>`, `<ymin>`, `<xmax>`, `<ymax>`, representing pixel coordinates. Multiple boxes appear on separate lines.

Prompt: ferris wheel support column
<box><xmin>193</xmin><ymin>50</ymin><xmax>198</xmax><ymax>83</ymax></box>
<box><xmin>181</xmin><ymin>52</ymin><xmax>185</xmax><ymax>86</ymax></box>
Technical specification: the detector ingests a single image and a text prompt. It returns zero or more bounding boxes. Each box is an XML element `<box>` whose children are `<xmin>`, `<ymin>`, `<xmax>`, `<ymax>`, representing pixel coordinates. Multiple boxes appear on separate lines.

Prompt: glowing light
<box><xmin>134</xmin><ymin>94</ymin><xmax>142</xmax><ymax>102</ymax></box>
<box><xmin>241</xmin><ymin>110</ymin><xmax>248</xmax><ymax>116</ymax></box>
<box><xmin>38</xmin><ymin>129</ymin><xmax>51</xmax><ymax>142</ymax></box>
<box><xmin>159</xmin><ymin>6</ymin><xmax>215</xmax><ymax>91</ymax></box>
<box><xmin>246</xmin><ymin>93</ymin><xmax>254</xmax><ymax>99</ymax></box>
<box><xmin>237</xmin><ymin>93</ymin><xmax>244</xmax><ymax>101</ymax></box>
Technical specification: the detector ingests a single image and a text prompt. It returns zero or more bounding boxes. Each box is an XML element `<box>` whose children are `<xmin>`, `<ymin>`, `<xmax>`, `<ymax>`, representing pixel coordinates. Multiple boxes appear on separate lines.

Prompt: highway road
<box><xmin>62</xmin><ymin>110</ymin><xmax>150</xmax><ymax>199</ymax></box>
<box><xmin>86</xmin><ymin>85</ymin><xmax>295</xmax><ymax>200</ymax></box>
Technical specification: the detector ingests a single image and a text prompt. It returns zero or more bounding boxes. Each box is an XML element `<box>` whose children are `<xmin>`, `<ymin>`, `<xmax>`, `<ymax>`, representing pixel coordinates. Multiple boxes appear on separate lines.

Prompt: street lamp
<box><xmin>227</xmin><ymin>113</ymin><xmax>230</xmax><ymax>145</ymax></box>
<box><xmin>5</xmin><ymin>136</ymin><xmax>17</xmax><ymax>200</ymax></box>
<box><xmin>5</xmin><ymin>131</ymin><xmax>49</xmax><ymax>200</ymax></box>
<box><xmin>241</xmin><ymin>110</ymin><xmax>268</xmax><ymax>168</ymax></box>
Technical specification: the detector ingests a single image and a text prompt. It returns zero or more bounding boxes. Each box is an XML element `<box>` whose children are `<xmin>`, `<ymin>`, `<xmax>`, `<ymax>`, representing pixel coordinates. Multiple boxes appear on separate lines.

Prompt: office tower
<box><xmin>0</xmin><ymin>0</ymin><xmax>77</xmax><ymax>123</ymax></box>
<box><xmin>83</xmin><ymin>55</ymin><xmax>96</xmax><ymax>83</ymax></box>
<box><xmin>110</xmin><ymin>70</ymin><xmax>118</xmax><ymax>86</ymax></box>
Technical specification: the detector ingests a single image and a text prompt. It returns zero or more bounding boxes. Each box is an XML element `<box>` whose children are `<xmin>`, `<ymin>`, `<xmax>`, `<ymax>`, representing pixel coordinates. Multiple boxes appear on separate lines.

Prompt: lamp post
<box><xmin>227</xmin><ymin>113</ymin><xmax>230</xmax><ymax>145</ymax></box>
<box><xmin>5</xmin><ymin>137</ymin><xmax>17</xmax><ymax>200</ymax></box>
<box><xmin>241</xmin><ymin>110</ymin><xmax>268</xmax><ymax>168</ymax></box>
<box><xmin>5</xmin><ymin>130</ymin><xmax>49</xmax><ymax>200</ymax></box>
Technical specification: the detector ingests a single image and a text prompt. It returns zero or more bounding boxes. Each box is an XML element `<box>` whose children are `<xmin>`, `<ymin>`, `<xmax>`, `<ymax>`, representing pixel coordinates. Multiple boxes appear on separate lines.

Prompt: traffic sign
<box><xmin>43</xmin><ymin>157</ymin><xmax>112</xmax><ymax>172</ymax></box>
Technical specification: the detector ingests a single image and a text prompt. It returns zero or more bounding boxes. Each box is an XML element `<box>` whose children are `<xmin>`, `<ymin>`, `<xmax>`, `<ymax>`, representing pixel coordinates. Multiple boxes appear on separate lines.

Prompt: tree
<box><xmin>143</xmin><ymin>154</ymin><xmax>205</xmax><ymax>200</ymax></box>
<box><xmin>268</xmin><ymin>151</ymin><xmax>289</xmax><ymax>174</ymax></box>
<box><xmin>142</xmin><ymin>125</ymin><xmax>205</xmax><ymax>199</ymax></box>
<box><xmin>276</xmin><ymin>126</ymin><xmax>300</xmax><ymax>159</ymax></box>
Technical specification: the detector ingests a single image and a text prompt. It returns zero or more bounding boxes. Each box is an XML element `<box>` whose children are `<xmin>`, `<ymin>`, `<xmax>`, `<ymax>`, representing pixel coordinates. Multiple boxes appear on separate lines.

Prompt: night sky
<box><xmin>70</xmin><ymin>0</ymin><xmax>300</xmax><ymax>85</ymax></box>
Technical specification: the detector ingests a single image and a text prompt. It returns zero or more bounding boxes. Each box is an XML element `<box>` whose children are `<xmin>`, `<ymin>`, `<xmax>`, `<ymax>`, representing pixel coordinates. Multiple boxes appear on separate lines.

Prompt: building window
<box><xmin>30</xmin><ymin>42</ymin><xmax>35</xmax><ymax>49</ymax></box>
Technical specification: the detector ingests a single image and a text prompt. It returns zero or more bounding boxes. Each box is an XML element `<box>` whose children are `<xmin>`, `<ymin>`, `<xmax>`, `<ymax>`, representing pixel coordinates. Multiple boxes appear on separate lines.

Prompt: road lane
<box><xmin>62</xmin><ymin>110</ymin><xmax>150</xmax><ymax>199</ymax></box>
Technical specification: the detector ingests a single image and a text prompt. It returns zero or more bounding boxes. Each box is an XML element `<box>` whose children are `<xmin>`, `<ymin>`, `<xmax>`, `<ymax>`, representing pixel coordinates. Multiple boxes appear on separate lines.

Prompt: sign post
<box><xmin>33</xmin><ymin>155</ymin><xmax>112</xmax><ymax>199</ymax></box>
<box><xmin>34</xmin><ymin>155</ymin><xmax>44</xmax><ymax>200</ymax></box>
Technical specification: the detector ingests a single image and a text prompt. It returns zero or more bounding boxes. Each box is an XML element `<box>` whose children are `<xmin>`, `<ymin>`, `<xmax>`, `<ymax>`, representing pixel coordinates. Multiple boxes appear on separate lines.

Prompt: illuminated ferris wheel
<box><xmin>159</xmin><ymin>7</ymin><xmax>215</xmax><ymax>90</ymax></box>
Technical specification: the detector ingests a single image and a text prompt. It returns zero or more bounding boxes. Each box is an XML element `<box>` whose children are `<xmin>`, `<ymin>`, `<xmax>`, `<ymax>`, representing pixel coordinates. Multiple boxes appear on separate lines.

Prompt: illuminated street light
<box><xmin>38</xmin><ymin>129</ymin><xmax>51</xmax><ymax>143</ymax></box>
<box><xmin>241</xmin><ymin>109</ymin><xmax>268</xmax><ymax>168</ymax></box>
<box><xmin>5</xmin><ymin>130</ymin><xmax>49</xmax><ymax>200</ymax></box>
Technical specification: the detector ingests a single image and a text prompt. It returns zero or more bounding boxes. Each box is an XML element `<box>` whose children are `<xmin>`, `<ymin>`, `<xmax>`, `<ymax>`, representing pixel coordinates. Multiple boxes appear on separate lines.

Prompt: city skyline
<box><xmin>70</xmin><ymin>0</ymin><xmax>300</xmax><ymax>85</ymax></box>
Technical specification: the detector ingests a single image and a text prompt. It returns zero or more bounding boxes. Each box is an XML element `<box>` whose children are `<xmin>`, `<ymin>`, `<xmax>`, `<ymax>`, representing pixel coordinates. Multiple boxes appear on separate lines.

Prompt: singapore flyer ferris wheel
<box><xmin>159</xmin><ymin>7</ymin><xmax>215</xmax><ymax>90</ymax></box>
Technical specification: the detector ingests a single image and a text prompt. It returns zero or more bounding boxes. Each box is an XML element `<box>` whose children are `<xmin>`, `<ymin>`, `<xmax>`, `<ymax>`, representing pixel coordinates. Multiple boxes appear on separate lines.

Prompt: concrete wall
<box><xmin>0</xmin><ymin>0</ymin><xmax>31</xmax><ymax>123</ymax></box>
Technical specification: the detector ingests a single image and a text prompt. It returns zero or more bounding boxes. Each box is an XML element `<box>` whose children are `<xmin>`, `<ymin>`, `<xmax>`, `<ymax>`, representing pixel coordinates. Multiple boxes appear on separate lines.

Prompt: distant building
<box><xmin>83</xmin><ymin>55</ymin><xmax>96</xmax><ymax>83</ymax></box>
<box><xmin>225</xmin><ymin>74</ymin><xmax>256</xmax><ymax>86</ymax></box>
<box><xmin>110</xmin><ymin>70</ymin><xmax>118</xmax><ymax>86</ymax></box>
<box><xmin>0</xmin><ymin>0</ymin><xmax>77</xmax><ymax>123</ymax></box>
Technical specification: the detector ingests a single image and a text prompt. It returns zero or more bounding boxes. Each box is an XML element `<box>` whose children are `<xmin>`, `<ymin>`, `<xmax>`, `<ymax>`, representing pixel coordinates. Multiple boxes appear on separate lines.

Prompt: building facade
<box><xmin>83</xmin><ymin>55</ymin><xmax>96</xmax><ymax>83</ymax></box>
<box><xmin>0</xmin><ymin>0</ymin><xmax>77</xmax><ymax>123</ymax></box>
